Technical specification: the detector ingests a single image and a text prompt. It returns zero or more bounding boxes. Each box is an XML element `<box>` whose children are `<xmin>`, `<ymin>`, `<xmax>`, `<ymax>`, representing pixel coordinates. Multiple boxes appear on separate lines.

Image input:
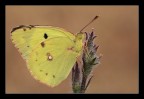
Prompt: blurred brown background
<box><xmin>6</xmin><ymin>6</ymin><xmax>138</xmax><ymax>93</ymax></box>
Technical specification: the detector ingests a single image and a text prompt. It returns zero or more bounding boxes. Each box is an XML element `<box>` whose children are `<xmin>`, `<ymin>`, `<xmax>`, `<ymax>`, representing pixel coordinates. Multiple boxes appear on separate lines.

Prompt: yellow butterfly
<box><xmin>11</xmin><ymin>16</ymin><xmax>98</xmax><ymax>87</ymax></box>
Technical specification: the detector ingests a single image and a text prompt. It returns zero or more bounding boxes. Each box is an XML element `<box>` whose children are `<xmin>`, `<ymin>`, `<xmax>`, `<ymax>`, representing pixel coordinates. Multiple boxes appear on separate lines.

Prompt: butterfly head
<box><xmin>75</xmin><ymin>32</ymin><xmax>85</xmax><ymax>40</ymax></box>
<box><xmin>73</xmin><ymin>33</ymin><xmax>85</xmax><ymax>54</ymax></box>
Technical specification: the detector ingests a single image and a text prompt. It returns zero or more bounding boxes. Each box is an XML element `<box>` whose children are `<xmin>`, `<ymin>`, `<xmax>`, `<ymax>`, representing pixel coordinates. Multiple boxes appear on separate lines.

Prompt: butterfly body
<box><xmin>11</xmin><ymin>25</ymin><xmax>84</xmax><ymax>87</ymax></box>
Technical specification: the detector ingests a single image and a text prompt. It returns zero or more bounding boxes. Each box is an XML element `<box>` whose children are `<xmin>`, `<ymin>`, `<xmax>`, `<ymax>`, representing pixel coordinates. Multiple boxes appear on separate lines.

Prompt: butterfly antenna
<box><xmin>80</xmin><ymin>16</ymin><xmax>99</xmax><ymax>32</ymax></box>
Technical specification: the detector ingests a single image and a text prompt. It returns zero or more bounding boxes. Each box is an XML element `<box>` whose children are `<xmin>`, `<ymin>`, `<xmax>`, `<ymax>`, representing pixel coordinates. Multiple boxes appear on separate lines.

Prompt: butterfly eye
<box><xmin>78</xmin><ymin>36</ymin><xmax>82</xmax><ymax>39</ymax></box>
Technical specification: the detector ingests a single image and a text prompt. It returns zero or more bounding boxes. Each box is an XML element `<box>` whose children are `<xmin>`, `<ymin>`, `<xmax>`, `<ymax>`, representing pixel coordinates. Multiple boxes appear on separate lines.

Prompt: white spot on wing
<box><xmin>47</xmin><ymin>53</ymin><xmax>53</xmax><ymax>61</ymax></box>
<box><xmin>48</xmin><ymin>55</ymin><xmax>53</xmax><ymax>60</ymax></box>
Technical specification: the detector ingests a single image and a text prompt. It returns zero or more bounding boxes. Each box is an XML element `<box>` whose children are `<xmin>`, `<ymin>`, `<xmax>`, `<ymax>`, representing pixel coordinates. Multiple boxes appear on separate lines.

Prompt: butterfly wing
<box><xmin>11</xmin><ymin>25</ymin><xmax>81</xmax><ymax>87</ymax></box>
<box><xmin>11</xmin><ymin>25</ymin><xmax>75</xmax><ymax>60</ymax></box>
<box><xmin>28</xmin><ymin>37</ymin><xmax>79</xmax><ymax>87</ymax></box>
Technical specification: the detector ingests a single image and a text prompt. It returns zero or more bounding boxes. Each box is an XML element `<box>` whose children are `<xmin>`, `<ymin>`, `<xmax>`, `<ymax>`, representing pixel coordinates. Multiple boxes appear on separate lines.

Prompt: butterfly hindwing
<box><xmin>28</xmin><ymin>38</ymin><xmax>78</xmax><ymax>87</ymax></box>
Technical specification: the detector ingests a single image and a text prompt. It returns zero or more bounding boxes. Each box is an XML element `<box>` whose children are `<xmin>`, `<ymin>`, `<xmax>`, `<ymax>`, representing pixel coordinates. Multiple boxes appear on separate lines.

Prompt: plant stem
<box><xmin>80</xmin><ymin>75</ymin><xmax>88</xmax><ymax>93</ymax></box>
<box><xmin>72</xmin><ymin>31</ymin><xmax>101</xmax><ymax>93</ymax></box>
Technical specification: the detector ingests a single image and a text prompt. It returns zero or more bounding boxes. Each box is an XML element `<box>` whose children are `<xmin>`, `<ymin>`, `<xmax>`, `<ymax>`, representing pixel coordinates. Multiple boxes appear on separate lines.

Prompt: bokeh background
<box><xmin>6</xmin><ymin>6</ymin><xmax>138</xmax><ymax>93</ymax></box>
